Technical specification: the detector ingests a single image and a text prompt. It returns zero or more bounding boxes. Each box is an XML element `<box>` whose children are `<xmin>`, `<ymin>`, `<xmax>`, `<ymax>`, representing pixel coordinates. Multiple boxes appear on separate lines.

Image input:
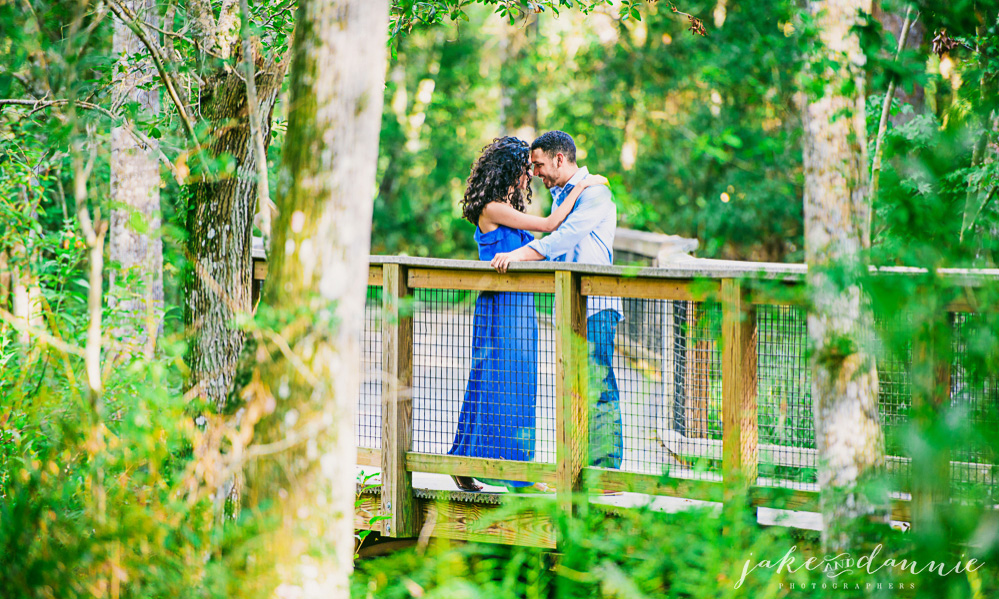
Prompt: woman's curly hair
<box><xmin>461</xmin><ymin>136</ymin><xmax>533</xmax><ymax>225</ymax></box>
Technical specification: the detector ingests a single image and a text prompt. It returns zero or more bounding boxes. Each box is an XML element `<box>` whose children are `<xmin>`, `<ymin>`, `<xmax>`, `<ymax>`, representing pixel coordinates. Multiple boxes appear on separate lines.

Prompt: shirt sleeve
<box><xmin>527</xmin><ymin>186</ymin><xmax>613</xmax><ymax>260</ymax></box>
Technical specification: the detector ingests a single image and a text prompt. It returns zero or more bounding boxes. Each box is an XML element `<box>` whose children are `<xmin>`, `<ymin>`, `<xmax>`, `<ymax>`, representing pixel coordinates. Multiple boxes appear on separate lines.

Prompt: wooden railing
<box><xmin>342</xmin><ymin>256</ymin><xmax>998</xmax><ymax>547</ymax></box>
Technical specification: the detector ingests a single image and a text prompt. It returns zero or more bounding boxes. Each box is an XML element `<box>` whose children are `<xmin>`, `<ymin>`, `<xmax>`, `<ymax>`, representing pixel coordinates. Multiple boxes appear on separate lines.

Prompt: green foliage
<box><xmin>867</xmin><ymin>1</ymin><xmax>999</xmax><ymax>267</ymax></box>
<box><xmin>353</xmin><ymin>490</ymin><xmax>999</xmax><ymax>597</ymax></box>
<box><xmin>375</xmin><ymin>0</ymin><xmax>806</xmax><ymax>261</ymax></box>
<box><xmin>4</xmin><ymin>0</ymin><xmax>999</xmax><ymax>597</ymax></box>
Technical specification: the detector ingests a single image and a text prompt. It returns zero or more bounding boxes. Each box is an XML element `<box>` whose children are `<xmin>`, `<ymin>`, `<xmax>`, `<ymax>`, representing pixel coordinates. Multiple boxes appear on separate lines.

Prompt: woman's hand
<box><xmin>581</xmin><ymin>174</ymin><xmax>609</xmax><ymax>188</ymax></box>
<box><xmin>490</xmin><ymin>252</ymin><xmax>514</xmax><ymax>273</ymax></box>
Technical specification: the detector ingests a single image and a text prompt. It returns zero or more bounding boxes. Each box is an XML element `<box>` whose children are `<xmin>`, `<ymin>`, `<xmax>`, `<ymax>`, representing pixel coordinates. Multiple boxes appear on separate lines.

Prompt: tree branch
<box><xmin>869</xmin><ymin>5</ymin><xmax>916</xmax><ymax>239</ymax></box>
<box><xmin>239</xmin><ymin>0</ymin><xmax>275</xmax><ymax>245</ymax></box>
<box><xmin>0</xmin><ymin>306</ymin><xmax>86</xmax><ymax>358</ymax></box>
<box><xmin>1</xmin><ymin>98</ymin><xmax>185</xmax><ymax>183</ymax></box>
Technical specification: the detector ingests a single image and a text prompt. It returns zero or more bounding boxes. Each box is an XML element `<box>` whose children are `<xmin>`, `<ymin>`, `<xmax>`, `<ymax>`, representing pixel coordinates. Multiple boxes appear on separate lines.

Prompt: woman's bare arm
<box><xmin>480</xmin><ymin>175</ymin><xmax>609</xmax><ymax>233</ymax></box>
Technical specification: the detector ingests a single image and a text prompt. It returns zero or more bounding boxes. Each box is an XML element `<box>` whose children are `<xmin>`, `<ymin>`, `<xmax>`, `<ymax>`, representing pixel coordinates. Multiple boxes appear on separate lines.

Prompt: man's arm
<box><xmin>489</xmin><ymin>186</ymin><xmax>613</xmax><ymax>273</ymax></box>
<box><xmin>527</xmin><ymin>186</ymin><xmax>613</xmax><ymax>259</ymax></box>
<box><xmin>490</xmin><ymin>245</ymin><xmax>543</xmax><ymax>273</ymax></box>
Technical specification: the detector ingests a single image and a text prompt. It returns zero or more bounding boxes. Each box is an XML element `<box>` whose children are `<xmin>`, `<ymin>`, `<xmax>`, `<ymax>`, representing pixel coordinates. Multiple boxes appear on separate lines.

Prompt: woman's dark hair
<box><xmin>461</xmin><ymin>136</ymin><xmax>533</xmax><ymax>225</ymax></box>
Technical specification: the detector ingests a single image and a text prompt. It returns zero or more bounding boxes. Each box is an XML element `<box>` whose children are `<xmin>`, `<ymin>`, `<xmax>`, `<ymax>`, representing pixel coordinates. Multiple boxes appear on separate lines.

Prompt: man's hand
<box><xmin>490</xmin><ymin>246</ymin><xmax>544</xmax><ymax>273</ymax></box>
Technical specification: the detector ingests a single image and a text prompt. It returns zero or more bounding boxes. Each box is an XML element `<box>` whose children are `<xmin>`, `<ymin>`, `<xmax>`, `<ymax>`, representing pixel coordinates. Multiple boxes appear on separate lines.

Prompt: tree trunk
<box><xmin>11</xmin><ymin>189</ymin><xmax>42</xmax><ymax>350</ymax></box>
<box><xmin>803</xmin><ymin>0</ymin><xmax>887</xmax><ymax>552</ymax></box>
<box><xmin>109</xmin><ymin>0</ymin><xmax>163</xmax><ymax>360</ymax></box>
<box><xmin>184</xmin><ymin>51</ymin><xmax>285</xmax><ymax>409</ymax></box>
<box><xmin>10</xmin><ymin>241</ymin><xmax>39</xmax><ymax>348</ymax></box>
<box><xmin>249</xmin><ymin>0</ymin><xmax>388</xmax><ymax>595</ymax></box>
<box><xmin>0</xmin><ymin>249</ymin><xmax>9</xmax><ymax>315</ymax></box>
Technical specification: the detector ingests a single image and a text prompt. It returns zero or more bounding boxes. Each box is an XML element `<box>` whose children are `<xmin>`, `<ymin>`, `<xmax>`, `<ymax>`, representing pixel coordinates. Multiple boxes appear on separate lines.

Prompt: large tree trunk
<box><xmin>248</xmin><ymin>0</ymin><xmax>388</xmax><ymax>595</ymax></box>
<box><xmin>109</xmin><ymin>0</ymin><xmax>163</xmax><ymax>360</ymax></box>
<box><xmin>184</xmin><ymin>50</ymin><xmax>284</xmax><ymax>409</ymax></box>
<box><xmin>803</xmin><ymin>0</ymin><xmax>887</xmax><ymax>552</ymax></box>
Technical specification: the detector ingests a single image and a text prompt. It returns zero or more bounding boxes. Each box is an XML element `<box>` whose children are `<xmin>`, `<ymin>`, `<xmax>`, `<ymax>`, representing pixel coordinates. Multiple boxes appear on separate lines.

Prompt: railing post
<box><xmin>685</xmin><ymin>301</ymin><xmax>710</xmax><ymax>438</ymax></box>
<box><xmin>910</xmin><ymin>304</ymin><xmax>952</xmax><ymax>528</ymax></box>
<box><xmin>381</xmin><ymin>263</ymin><xmax>416</xmax><ymax>537</ymax></box>
<box><xmin>721</xmin><ymin>278</ymin><xmax>758</xmax><ymax>499</ymax></box>
<box><xmin>555</xmin><ymin>270</ymin><xmax>588</xmax><ymax>520</ymax></box>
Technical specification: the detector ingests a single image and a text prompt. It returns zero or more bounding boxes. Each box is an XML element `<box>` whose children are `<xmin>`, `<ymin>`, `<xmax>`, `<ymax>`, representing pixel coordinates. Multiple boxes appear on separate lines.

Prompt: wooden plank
<box><xmin>368</xmin><ymin>265</ymin><xmax>383</xmax><ymax>287</ymax></box>
<box><xmin>584</xmin><ymin>467</ymin><xmax>724</xmax><ymax>502</ymax></box>
<box><xmin>722</xmin><ymin>279</ymin><xmax>758</xmax><ymax>490</ymax></box>
<box><xmin>355</xmin><ymin>493</ymin><xmax>382</xmax><ymax>530</ymax></box>
<box><xmin>355</xmin><ymin>495</ymin><xmax>556</xmax><ymax>547</ymax></box>
<box><xmin>253</xmin><ymin>257</ymin><xmax>268</xmax><ymax>281</ymax></box>
<box><xmin>427</xmin><ymin>497</ymin><xmax>556</xmax><ymax>549</ymax></box>
<box><xmin>357</xmin><ymin>447</ymin><xmax>381</xmax><ymax>467</ymax></box>
<box><xmin>910</xmin><ymin>310</ymin><xmax>953</xmax><ymax>528</ymax></box>
<box><xmin>357</xmin><ymin>490</ymin><xmax>918</xmax><ymax>544</ymax></box>
<box><xmin>381</xmin><ymin>263</ymin><xmax>417</xmax><ymax>537</ymax></box>
<box><xmin>669</xmin><ymin>434</ymin><xmax>991</xmax><ymax>483</ymax></box>
<box><xmin>581</xmin><ymin>276</ymin><xmax>719</xmax><ymax>301</ymax></box>
<box><xmin>555</xmin><ymin>270</ymin><xmax>588</xmax><ymax>522</ymax></box>
<box><xmin>407</xmin><ymin>268</ymin><xmax>554</xmax><ymax>293</ymax></box>
<box><xmin>749</xmin><ymin>486</ymin><xmax>819</xmax><ymax>512</ymax></box>
<box><xmin>891</xmin><ymin>499</ymin><xmax>911</xmax><ymax>523</ymax></box>
<box><xmin>943</xmin><ymin>288</ymin><xmax>995</xmax><ymax>313</ymax></box>
<box><xmin>405</xmin><ymin>453</ymin><xmax>557</xmax><ymax>484</ymax></box>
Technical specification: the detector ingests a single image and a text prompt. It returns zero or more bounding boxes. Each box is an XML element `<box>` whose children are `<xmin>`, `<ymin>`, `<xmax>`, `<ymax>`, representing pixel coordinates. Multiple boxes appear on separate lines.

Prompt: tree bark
<box><xmin>109</xmin><ymin>0</ymin><xmax>163</xmax><ymax>360</ymax></box>
<box><xmin>803</xmin><ymin>0</ymin><xmax>887</xmax><ymax>552</ymax></box>
<box><xmin>184</xmin><ymin>51</ymin><xmax>284</xmax><ymax>409</ymax></box>
<box><xmin>248</xmin><ymin>0</ymin><xmax>389</xmax><ymax>595</ymax></box>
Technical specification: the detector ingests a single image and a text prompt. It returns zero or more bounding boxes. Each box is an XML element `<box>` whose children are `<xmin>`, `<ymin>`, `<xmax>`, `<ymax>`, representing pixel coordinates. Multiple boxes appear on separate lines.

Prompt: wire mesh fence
<box><xmin>410</xmin><ymin>288</ymin><xmax>557</xmax><ymax>465</ymax></box>
<box><xmin>358</xmin><ymin>285</ymin><xmax>383</xmax><ymax>450</ymax></box>
<box><xmin>756</xmin><ymin>304</ymin><xmax>815</xmax><ymax>488</ymax></box>
<box><xmin>951</xmin><ymin>312</ymin><xmax>999</xmax><ymax>501</ymax></box>
<box><xmin>753</xmin><ymin>306</ymin><xmax>916</xmax><ymax>491</ymax></box>
<box><xmin>358</xmin><ymin>266</ymin><xmax>998</xmax><ymax>503</ymax></box>
<box><xmin>873</xmin><ymin>309</ymin><xmax>914</xmax><ymax>493</ymax></box>
<box><xmin>592</xmin><ymin>297</ymin><xmax>723</xmax><ymax>481</ymax></box>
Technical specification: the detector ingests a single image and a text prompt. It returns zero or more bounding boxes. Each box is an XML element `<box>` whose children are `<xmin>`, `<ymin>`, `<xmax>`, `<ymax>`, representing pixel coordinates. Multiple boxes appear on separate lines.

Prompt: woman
<box><xmin>448</xmin><ymin>136</ymin><xmax>607</xmax><ymax>492</ymax></box>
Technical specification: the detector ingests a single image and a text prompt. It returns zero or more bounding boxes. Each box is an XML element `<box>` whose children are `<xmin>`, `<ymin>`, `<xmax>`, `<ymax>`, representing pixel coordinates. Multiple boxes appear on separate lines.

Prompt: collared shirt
<box><xmin>527</xmin><ymin>167</ymin><xmax>623</xmax><ymax>320</ymax></box>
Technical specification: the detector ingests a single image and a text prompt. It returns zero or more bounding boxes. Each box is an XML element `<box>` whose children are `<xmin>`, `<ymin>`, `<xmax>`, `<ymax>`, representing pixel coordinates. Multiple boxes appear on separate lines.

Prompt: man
<box><xmin>490</xmin><ymin>130</ymin><xmax>623</xmax><ymax>470</ymax></box>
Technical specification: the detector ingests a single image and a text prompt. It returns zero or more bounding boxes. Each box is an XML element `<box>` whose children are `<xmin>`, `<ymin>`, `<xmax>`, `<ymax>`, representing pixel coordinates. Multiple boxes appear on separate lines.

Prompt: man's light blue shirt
<box><xmin>526</xmin><ymin>167</ymin><xmax>622</xmax><ymax>320</ymax></box>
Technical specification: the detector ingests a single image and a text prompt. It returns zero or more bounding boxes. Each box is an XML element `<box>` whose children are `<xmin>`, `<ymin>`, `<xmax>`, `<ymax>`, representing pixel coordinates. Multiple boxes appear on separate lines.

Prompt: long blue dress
<box><xmin>449</xmin><ymin>225</ymin><xmax>538</xmax><ymax>487</ymax></box>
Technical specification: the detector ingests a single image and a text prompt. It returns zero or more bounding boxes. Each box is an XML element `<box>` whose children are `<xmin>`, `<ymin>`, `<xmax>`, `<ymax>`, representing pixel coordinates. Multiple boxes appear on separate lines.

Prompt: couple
<box><xmin>448</xmin><ymin>131</ymin><xmax>624</xmax><ymax>493</ymax></box>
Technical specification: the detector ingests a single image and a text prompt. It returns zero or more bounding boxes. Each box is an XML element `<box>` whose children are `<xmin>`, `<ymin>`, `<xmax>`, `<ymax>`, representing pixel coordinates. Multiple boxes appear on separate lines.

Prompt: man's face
<box><xmin>530</xmin><ymin>148</ymin><xmax>564</xmax><ymax>189</ymax></box>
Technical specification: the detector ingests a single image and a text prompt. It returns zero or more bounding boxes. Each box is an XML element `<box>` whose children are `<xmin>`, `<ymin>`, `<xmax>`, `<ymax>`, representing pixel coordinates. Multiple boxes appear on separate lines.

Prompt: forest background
<box><xmin>1</xmin><ymin>0</ymin><xmax>998</xmax><ymax>597</ymax></box>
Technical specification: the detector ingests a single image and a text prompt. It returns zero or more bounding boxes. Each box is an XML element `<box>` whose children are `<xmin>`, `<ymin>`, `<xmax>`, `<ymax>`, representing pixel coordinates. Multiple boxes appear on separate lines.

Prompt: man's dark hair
<box><xmin>531</xmin><ymin>130</ymin><xmax>576</xmax><ymax>163</ymax></box>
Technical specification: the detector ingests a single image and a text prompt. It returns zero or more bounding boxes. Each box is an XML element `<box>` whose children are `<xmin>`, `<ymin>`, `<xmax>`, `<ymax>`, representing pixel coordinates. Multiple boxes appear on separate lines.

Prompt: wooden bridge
<box><xmin>250</xmin><ymin>240</ymin><xmax>999</xmax><ymax>549</ymax></box>
<box><xmin>314</xmin><ymin>254</ymin><xmax>999</xmax><ymax>549</ymax></box>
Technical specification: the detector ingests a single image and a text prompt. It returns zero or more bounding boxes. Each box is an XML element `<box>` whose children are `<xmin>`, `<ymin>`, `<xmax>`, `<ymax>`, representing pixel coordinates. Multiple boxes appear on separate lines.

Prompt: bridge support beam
<box><xmin>555</xmin><ymin>270</ymin><xmax>588</xmax><ymax>527</ymax></box>
<box><xmin>722</xmin><ymin>278</ymin><xmax>758</xmax><ymax>498</ymax></box>
<box><xmin>381</xmin><ymin>263</ymin><xmax>417</xmax><ymax>537</ymax></box>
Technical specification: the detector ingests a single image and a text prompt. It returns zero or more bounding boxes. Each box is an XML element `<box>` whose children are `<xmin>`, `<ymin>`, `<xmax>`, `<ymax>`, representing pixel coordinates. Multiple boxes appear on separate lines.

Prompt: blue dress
<box><xmin>449</xmin><ymin>225</ymin><xmax>538</xmax><ymax>487</ymax></box>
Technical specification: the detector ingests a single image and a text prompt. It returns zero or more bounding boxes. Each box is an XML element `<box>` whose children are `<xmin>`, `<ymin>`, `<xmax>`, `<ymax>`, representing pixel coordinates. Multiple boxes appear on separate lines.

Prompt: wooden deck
<box><xmin>256</xmin><ymin>252</ymin><xmax>998</xmax><ymax>548</ymax></box>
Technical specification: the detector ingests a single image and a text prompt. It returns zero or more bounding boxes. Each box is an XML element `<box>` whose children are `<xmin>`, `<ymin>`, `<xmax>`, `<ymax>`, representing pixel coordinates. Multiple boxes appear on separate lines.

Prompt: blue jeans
<box><xmin>587</xmin><ymin>310</ymin><xmax>623</xmax><ymax>469</ymax></box>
